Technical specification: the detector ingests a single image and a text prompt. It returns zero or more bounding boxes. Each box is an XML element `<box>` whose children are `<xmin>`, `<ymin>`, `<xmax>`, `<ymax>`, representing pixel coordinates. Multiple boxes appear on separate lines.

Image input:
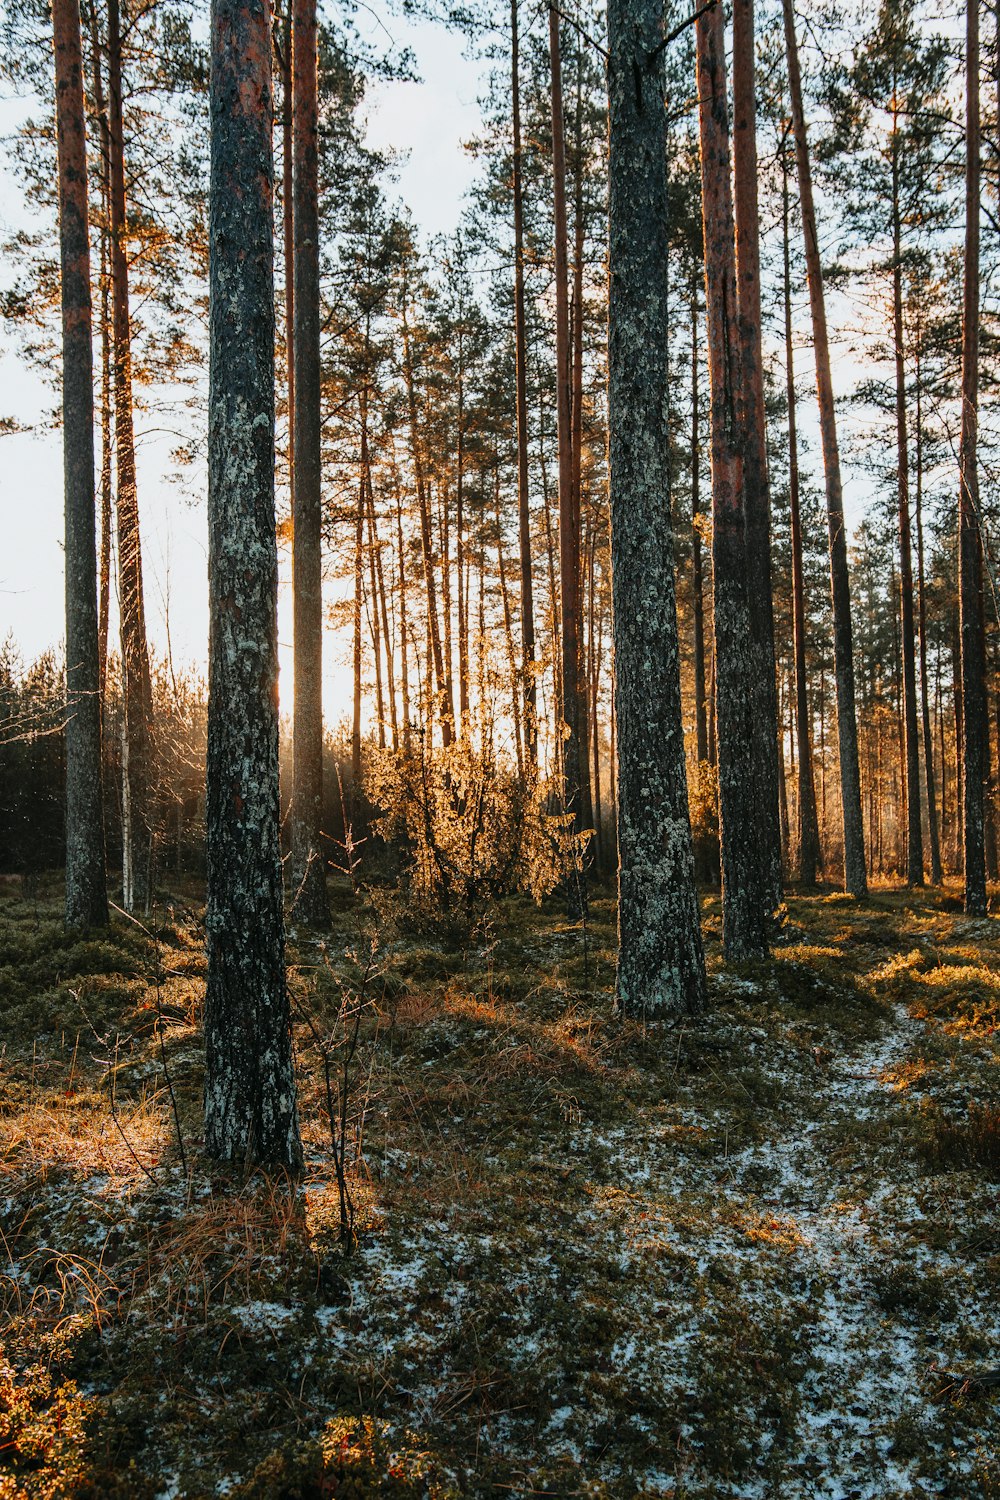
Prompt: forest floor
<box><xmin>1</xmin><ymin>874</ymin><xmax>999</xmax><ymax>1498</ymax></box>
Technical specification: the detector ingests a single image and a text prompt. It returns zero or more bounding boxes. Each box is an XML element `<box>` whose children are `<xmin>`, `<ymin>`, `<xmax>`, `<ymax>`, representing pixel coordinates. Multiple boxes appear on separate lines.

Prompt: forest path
<box><xmin>714</xmin><ymin>998</ymin><xmax>937</xmax><ymax>1494</ymax></box>
<box><xmin>620</xmin><ymin>938</ymin><xmax>1000</xmax><ymax>1500</ymax></box>
<box><xmin>3</xmin><ymin>887</ymin><xmax>998</xmax><ymax>1499</ymax></box>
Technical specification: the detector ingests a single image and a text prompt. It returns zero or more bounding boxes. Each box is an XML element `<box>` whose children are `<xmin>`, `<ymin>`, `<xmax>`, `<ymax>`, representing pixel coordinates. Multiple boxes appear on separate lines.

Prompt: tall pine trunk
<box><xmin>570</xmin><ymin>48</ymin><xmax>593</xmax><ymax>834</ymax></box>
<box><xmin>370</xmin><ymin>478</ymin><xmax>398</xmax><ymax>752</ymax></box>
<box><xmin>890</xmin><ymin>122</ymin><xmax>923</xmax><ymax>886</ymax></box>
<box><xmin>395</xmin><ymin>475</ymin><xmax>412</xmax><ymax>756</ymax></box>
<box><xmin>352</xmin><ymin>403</ymin><xmax>367</xmax><ymax>786</ymax></box>
<box><xmin>511</xmin><ymin>0</ymin><xmax>536</xmax><ymax>771</ymax></box>
<box><xmin>281</xmin><ymin>3</ymin><xmax>294</xmax><ymax>469</ymax></box>
<box><xmin>914</xmin><ymin>357</ymin><xmax>942</xmax><ymax>883</ymax></box>
<box><xmin>54</xmin><ymin>0</ymin><xmax>108</xmax><ymax>931</ymax></box>
<box><xmin>697</xmin><ymin>0</ymin><xmax>769</xmax><ymax>960</ymax></box>
<box><xmin>205</xmin><ymin>0</ymin><xmax>301</xmax><ymax>1168</ymax></box>
<box><xmin>608</xmin><ymin>0</ymin><xmax>706</xmax><ymax>1017</ymax></box>
<box><xmin>549</xmin><ymin>7</ymin><xmax>587</xmax><ymax>902</ymax></box>
<box><xmin>86</xmin><ymin>14</ymin><xmax>112</xmax><ymax>708</ymax></box>
<box><xmin>690</xmin><ymin>292</ymin><xmax>709</xmax><ymax>765</ymax></box>
<box><xmin>783</xmin><ymin>0</ymin><xmax>867</xmax><ymax>897</ymax></box>
<box><xmin>401</xmin><ymin>295</ymin><xmax>453</xmax><ymax>747</ymax></box>
<box><xmin>289</xmin><ymin>0</ymin><xmax>329</xmax><ymax>925</ymax></box>
<box><xmin>107</xmin><ymin>0</ymin><xmax>154</xmax><ymax>913</ymax></box>
<box><xmin>732</xmin><ymin>0</ymin><xmax>782</xmax><ymax>910</ymax></box>
<box><xmin>782</xmin><ymin>136</ymin><xmax>820</xmax><ymax>884</ymax></box>
<box><xmin>959</xmin><ymin>0</ymin><xmax>988</xmax><ymax>915</ymax></box>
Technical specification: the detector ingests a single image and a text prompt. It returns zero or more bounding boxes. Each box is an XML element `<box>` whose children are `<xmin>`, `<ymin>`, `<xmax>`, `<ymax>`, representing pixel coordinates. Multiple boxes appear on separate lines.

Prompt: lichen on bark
<box><xmin>607</xmin><ymin>0</ymin><xmax>706</xmax><ymax>1019</ymax></box>
<box><xmin>204</xmin><ymin>0</ymin><xmax>301</xmax><ymax>1169</ymax></box>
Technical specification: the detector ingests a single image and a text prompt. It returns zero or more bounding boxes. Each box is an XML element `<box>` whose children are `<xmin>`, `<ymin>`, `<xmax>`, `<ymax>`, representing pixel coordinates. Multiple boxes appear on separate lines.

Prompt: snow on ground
<box><xmin>296</xmin><ymin>992</ymin><xmax>999</xmax><ymax>1497</ymax></box>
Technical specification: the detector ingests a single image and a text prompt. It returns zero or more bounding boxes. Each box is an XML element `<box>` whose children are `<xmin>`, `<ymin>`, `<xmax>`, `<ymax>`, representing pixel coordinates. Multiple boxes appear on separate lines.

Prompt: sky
<box><xmin>0</xmin><ymin>2</ymin><xmax>880</xmax><ymax>722</ymax></box>
<box><xmin>0</xmin><ymin>1</ymin><xmax>483</xmax><ymax>723</ymax></box>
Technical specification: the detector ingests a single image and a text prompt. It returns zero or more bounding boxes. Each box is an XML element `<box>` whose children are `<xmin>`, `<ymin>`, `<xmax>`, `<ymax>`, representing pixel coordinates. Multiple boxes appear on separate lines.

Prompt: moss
<box><xmin>3</xmin><ymin>882</ymin><xmax>1000</xmax><ymax>1495</ymax></box>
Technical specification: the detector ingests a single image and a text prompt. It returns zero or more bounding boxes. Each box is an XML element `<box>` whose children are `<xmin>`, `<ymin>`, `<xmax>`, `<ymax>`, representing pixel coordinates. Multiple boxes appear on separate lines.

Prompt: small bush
<box><xmin>365</xmin><ymin>737</ymin><xmax>578</xmax><ymax>924</ymax></box>
<box><xmin>920</xmin><ymin>1105</ymin><xmax>1000</xmax><ymax>1179</ymax></box>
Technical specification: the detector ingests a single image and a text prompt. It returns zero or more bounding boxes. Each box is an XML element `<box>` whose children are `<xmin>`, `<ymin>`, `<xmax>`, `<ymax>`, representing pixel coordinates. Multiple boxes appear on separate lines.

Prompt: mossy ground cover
<box><xmin>1</xmin><ymin>875</ymin><xmax>999</xmax><ymax>1497</ymax></box>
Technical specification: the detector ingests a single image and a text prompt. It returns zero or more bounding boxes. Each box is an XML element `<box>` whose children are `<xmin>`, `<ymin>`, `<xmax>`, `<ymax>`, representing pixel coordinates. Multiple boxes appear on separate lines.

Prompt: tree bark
<box><xmin>370</xmin><ymin>475</ymin><xmax>398</xmax><ymax>752</ymax></box>
<box><xmin>280</xmin><ymin>1</ymin><xmax>294</xmax><ymax>472</ymax></box>
<box><xmin>511</xmin><ymin>0</ymin><xmax>537</xmax><ymax>771</ymax></box>
<box><xmin>914</xmin><ymin>343</ymin><xmax>942</xmax><ymax>882</ymax></box>
<box><xmin>205</xmin><ymin>0</ymin><xmax>301</xmax><ymax>1168</ymax></box>
<box><xmin>960</xmin><ymin>0</ymin><xmax>988</xmax><ymax>915</ymax></box>
<box><xmin>549</xmin><ymin>5</ymin><xmax>587</xmax><ymax>897</ymax></box>
<box><xmin>401</xmin><ymin>293</ymin><xmax>453</xmax><ymax>747</ymax></box>
<box><xmin>571</xmin><ymin>44</ymin><xmax>593</xmax><ymax>834</ymax></box>
<box><xmin>608</xmin><ymin>0</ymin><xmax>706</xmax><ymax>1016</ymax></box>
<box><xmin>54</xmin><ymin>0</ymin><xmax>108</xmax><ymax>930</ymax></box>
<box><xmin>395</xmin><ymin>470</ymin><xmax>412</xmax><ymax>756</ymax></box>
<box><xmin>289</xmin><ymin>0</ymin><xmax>329</xmax><ymax>925</ymax></box>
<box><xmin>890</xmin><ymin>118</ymin><xmax>923</xmax><ymax>887</ymax></box>
<box><xmin>352</xmin><ymin>406</ymin><xmax>366</xmax><ymax>786</ymax></box>
<box><xmin>732</xmin><ymin>0</ymin><xmax>782</xmax><ymax>912</ymax></box>
<box><xmin>107</xmin><ymin>0</ymin><xmax>154</xmax><ymax>913</ymax></box>
<box><xmin>783</xmin><ymin>0</ymin><xmax>867</xmax><ymax>897</ymax></box>
<box><xmin>697</xmin><ymin>0</ymin><xmax>769</xmax><ymax>960</ymax></box>
<box><xmin>690</xmin><ymin>292</ymin><xmax>709</xmax><ymax>765</ymax></box>
<box><xmin>86</xmin><ymin>13</ymin><xmax>112</xmax><ymax>708</ymax></box>
<box><xmin>782</xmin><ymin>136</ymin><xmax>820</xmax><ymax>885</ymax></box>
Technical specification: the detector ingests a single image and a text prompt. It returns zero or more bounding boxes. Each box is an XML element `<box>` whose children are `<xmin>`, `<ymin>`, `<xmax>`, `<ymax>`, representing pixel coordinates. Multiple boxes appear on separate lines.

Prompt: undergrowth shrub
<box><xmin>689</xmin><ymin>759</ymin><xmax>720</xmax><ymax>885</ymax></box>
<box><xmin>365</xmin><ymin>737</ymin><xmax>581</xmax><ymax>926</ymax></box>
<box><xmin>232</xmin><ymin>1415</ymin><xmax>455</xmax><ymax>1498</ymax></box>
<box><xmin>0</xmin><ymin>1357</ymin><xmax>95</xmax><ymax>1500</ymax></box>
<box><xmin>920</xmin><ymin>1105</ymin><xmax>1000</xmax><ymax>1179</ymax></box>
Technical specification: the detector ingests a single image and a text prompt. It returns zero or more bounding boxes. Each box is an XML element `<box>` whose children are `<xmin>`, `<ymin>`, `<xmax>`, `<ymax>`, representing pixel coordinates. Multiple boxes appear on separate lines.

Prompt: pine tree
<box><xmin>959</xmin><ymin>0</ymin><xmax>987</xmax><ymax>915</ymax></box>
<box><xmin>53</xmin><ymin>0</ymin><xmax>108</xmax><ymax>931</ymax></box>
<box><xmin>204</xmin><ymin>0</ymin><xmax>301</xmax><ymax>1168</ymax></box>
<box><xmin>290</xmin><ymin>0</ymin><xmax>330</xmax><ymax>927</ymax></box>
<box><xmin>732</xmin><ymin>0</ymin><xmax>782</xmax><ymax>912</ymax></box>
<box><xmin>782</xmin><ymin>0</ymin><xmax>868</xmax><ymax>897</ymax></box>
<box><xmin>608</xmin><ymin>0</ymin><xmax>705</xmax><ymax>1017</ymax></box>
<box><xmin>697</xmin><ymin>0</ymin><xmax>770</xmax><ymax>959</ymax></box>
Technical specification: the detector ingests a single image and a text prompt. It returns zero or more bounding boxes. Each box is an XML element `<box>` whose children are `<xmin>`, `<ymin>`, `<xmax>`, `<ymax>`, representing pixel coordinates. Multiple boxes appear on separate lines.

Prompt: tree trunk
<box><xmin>690</xmin><ymin>292</ymin><xmax>709</xmax><ymax>765</ymax></box>
<box><xmin>289</xmin><ymin>0</ymin><xmax>329</xmax><ymax>925</ymax></box>
<box><xmin>732</xmin><ymin>0</ymin><xmax>782</xmax><ymax>912</ymax></box>
<box><xmin>960</xmin><ymin>0</ymin><xmax>988</xmax><ymax>915</ymax></box>
<box><xmin>914</xmin><ymin>344</ymin><xmax>942</xmax><ymax>882</ymax></box>
<box><xmin>608</xmin><ymin>0</ymin><xmax>706</xmax><ymax>1016</ymax></box>
<box><xmin>205</xmin><ymin>0</ymin><xmax>301</xmax><ymax>1168</ymax></box>
<box><xmin>511</xmin><ymin>0</ymin><xmax>536</xmax><ymax>771</ymax></box>
<box><xmin>108</xmin><ymin>0</ymin><xmax>154</xmax><ymax>913</ymax></box>
<box><xmin>697</xmin><ymin>0</ymin><xmax>769</xmax><ymax>960</ymax></box>
<box><xmin>87</xmin><ymin>13</ymin><xmax>112</xmax><ymax>708</ymax></box>
<box><xmin>783</xmin><ymin>0</ymin><xmax>867</xmax><ymax>898</ymax></box>
<box><xmin>571</xmin><ymin>45</ymin><xmax>593</xmax><ymax>834</ymax></box>
<box><xmin>54</xmin><ymin>0</ymin><xmax>108</xmax><ymax>931</ymax></box>
<box><xmin>591</xmin><ymin>570</ymin><xmax>604</xmax><ymax>868</ymax></box>
<box><xmin>395</xmin><ymin>474</ymin><xmax>412</xmax><ymax>756</ymax></box>
<box><xmin>439</xmin><ymin>480</ymin><xmax>455</xmax><ymax>737</ymax></box>
<box><xmin>280</xmin><ymin>0</ymin><xmax>294</xmax><ymax>472</ymax></box>
<box><xmin>367</xmin><ymin>505</ymin><xmax>385</xmax><ymax>750</ymax></box>
<box><xmin>401</xmin><ymin>295</ymin><xmax>453</xmax><ymax>746</ymax></box>
<box><xmin>455</xmin><ymin>320</ymin><xmax>470</xmax><ymax>735</ymax></box>
<box><xmin>495</xmin><ymin>471</ymin><xmax>524</xmax><ymax>777</ymax></box>
<box><xmin>549</xmin><ymin>6</ymin><xmax>587</xmax><ymax>897</ymax></box>
<box><xmin>890</xmin><ymin>123</ymin><xmax>923</xmax><ymax>886</ymax></box>
<box><xmin>370</xmin><ymin>476</ymin><xmax>398</xmax><ymax>752</ymax></box>
<box><xmin>782</xmin><ymin>136</ymin><xmax>820</xmax><ymax>884</ymax></box>
<box><xmin>352</xmin><ymin>406</ymin><xmax>366</xmax><ymax>786</ymax></box>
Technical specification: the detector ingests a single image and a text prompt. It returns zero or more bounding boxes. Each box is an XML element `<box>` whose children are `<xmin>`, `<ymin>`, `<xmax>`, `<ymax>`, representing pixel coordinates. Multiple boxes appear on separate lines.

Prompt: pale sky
<box><xmin>0</xmin><ymin>3</ymin><xmax>878</xmax><ymax>722</ymax></box>
<box><xmin>0</xmin><ymin>2</ymin><xmax>483</xmax><ymax>723</ymax></box>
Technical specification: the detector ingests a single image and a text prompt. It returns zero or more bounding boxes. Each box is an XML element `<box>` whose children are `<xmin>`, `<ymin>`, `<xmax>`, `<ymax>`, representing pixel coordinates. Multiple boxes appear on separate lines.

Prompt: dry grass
<box><xmin>0</xmin><ymin>877</ymin><xmax>999</xmax><ymax>1496</ymax></box>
